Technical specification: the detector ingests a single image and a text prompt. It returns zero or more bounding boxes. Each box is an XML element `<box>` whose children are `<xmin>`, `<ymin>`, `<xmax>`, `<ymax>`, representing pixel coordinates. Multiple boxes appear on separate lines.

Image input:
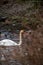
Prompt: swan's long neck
<box><xmin>18</xmin><ymin>32</ymin><xmax>22</xmax><ymax>45</ymax></box>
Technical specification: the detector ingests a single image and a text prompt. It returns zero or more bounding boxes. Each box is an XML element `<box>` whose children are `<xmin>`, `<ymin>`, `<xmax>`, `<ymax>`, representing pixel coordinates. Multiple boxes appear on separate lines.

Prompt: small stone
<box><xmin>25</xmin><ymin>52</ymin><xmax>28</xmax><ymax>56</ymax></box>
<box><xmin>38</xmin><ymin>48</ymin><xmax>41</xmax><ymax>51</ymax></box>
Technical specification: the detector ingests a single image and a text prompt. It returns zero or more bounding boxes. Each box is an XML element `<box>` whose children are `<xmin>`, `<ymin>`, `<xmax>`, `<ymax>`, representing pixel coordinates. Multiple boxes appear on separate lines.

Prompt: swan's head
<box><xmin>20</xmin><ymin>30</ymin><xmax>24</xmax><ymax>33</ymax></box>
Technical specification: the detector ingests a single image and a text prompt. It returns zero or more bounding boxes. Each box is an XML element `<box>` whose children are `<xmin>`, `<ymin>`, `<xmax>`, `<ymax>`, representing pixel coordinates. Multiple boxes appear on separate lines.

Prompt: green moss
<box><xmin>22</xmin><ymin>17</ymin><xmax>28</xmax><ymax>23</ymax></box>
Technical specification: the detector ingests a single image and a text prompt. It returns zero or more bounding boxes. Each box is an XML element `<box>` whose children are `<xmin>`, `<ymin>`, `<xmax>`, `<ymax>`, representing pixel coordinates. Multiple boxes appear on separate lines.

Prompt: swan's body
<box><xmin>0</xmin><ymin>30</ymin><xmax>24</xmax><ymax>46</ymax></box>
<box><xmin>0</xmin><ymin>39</ymin><xmax>18</xmax><ymax>46</ymax></box>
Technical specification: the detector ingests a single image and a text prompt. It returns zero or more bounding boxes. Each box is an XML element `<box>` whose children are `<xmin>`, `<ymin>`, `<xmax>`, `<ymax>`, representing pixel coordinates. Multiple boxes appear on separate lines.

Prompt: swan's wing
<box><xmin>0</xmin><ymin>41</ymin><xmax>2</xmax><ymax>46</ymax></box>
<box><xmin>0</xmin><ymin>39</ymin><xmax>18</xmax><ymax>46</ymax></box>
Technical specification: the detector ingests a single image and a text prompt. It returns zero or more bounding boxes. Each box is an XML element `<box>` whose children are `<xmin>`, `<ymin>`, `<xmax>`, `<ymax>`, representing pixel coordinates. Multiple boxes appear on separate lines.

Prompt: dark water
<box><xmin>0</xmin><ymin>60</ymin><xmax>22</xmax><ymax>65</ymax></box>
<box><xmin>0</xmin><ymin>30</ymin><xmax>19</xmax><ymax>43</ymax></box>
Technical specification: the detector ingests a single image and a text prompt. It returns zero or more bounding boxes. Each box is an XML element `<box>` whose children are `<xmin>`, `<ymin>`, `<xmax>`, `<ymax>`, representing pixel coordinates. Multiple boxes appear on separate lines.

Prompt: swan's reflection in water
<box><xmin>0</xmin><ymin>47</ymin><xmax>22</xmax><ymax>65</ymax></box>
<box><xmin>0</xmin><ymin>60</ymin><xmax>22</xmax><ymax>65</ymax></box>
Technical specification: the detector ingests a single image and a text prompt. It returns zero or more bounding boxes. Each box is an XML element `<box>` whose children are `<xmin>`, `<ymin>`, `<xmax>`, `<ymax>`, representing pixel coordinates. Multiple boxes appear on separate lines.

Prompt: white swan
<box><xmin>0</xmin><ymin>30</ymin><xmax>24</xmax><ymax>46</ymax></box>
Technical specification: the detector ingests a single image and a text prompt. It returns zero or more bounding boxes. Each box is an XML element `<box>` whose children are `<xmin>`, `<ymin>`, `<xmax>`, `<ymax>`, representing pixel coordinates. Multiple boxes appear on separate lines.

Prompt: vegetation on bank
<box><xmin>0</xmin><ymin>0</ymin><xmax>43</xmax><ymax>30</ymax></box>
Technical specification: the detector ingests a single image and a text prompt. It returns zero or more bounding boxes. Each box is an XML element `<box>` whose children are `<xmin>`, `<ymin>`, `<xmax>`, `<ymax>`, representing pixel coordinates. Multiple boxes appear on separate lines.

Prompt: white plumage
<box><xmin>0</xmin><ymin>30</ymin><xmax>24</xmax><ymax>46</ymax></box>
<box><xmin>0</xmin><ymin>39</ymin><xmax>18</xmax><ymax>46</ymax></box>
